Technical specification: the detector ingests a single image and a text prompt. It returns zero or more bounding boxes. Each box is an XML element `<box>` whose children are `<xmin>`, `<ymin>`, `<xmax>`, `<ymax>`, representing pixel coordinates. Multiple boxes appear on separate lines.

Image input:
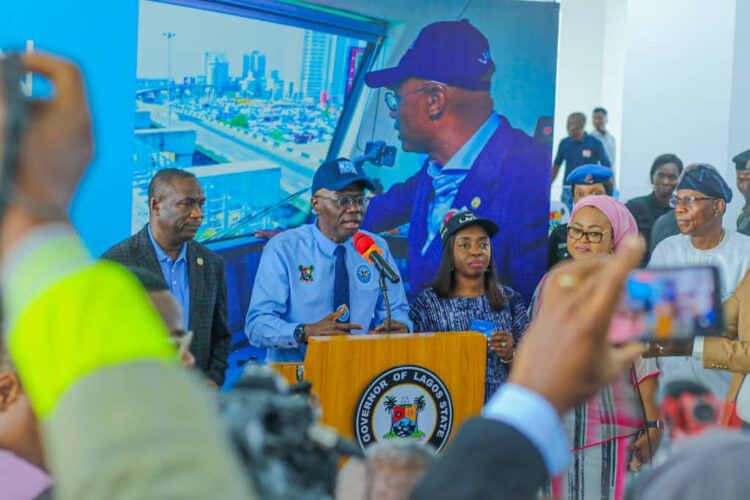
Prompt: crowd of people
<box><xmin>4</xmin><ymin>18</ymin><xmax>750</xmax><ymax>500</ymax></box>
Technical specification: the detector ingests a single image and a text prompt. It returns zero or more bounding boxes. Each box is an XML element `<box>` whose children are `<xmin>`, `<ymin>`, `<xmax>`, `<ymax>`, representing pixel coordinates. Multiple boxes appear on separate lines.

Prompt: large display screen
<box><xmin>135</xmin><ymin>0</ymin><xmax>370</xmax><ymax>241</ymax></box>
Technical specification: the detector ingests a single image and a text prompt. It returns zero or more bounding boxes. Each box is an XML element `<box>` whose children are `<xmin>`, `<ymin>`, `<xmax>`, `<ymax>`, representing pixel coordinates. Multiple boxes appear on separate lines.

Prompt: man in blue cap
<box><xmin>361</xmin><ymin>20</ymin><xmax>550</xmax><ymax>304</ymax></box>
<box><xmin>245</xmin><ymin>158</ymin><xmax>411</xmax><ymax>362</ymax></box>
<box><xmin>548</xmin><ymin>164</ymin><xmax>614</xmax><ymax>267</ymax></box>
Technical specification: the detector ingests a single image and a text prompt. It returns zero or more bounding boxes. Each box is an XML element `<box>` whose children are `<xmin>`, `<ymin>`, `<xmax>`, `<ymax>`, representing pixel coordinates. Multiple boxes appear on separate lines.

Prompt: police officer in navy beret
<box><xmin>548</xmin><ymin>165</ymin><xmax>613</xmax><ymax>268</ymax></box>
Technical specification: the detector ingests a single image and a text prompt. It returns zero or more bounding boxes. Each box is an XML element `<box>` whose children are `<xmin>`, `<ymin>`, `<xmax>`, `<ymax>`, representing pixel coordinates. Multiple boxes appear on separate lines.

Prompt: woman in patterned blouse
<box><xmin>409</xmin><ymin>211</ymin><xmax>529</xmax><ymax>401</ymax></box>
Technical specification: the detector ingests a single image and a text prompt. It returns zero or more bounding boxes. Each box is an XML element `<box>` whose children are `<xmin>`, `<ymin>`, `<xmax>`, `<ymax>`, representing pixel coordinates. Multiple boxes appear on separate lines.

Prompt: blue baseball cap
<box><xmin>312</xmin><ymin>158</ymin><xmax>376</xmax><ymax>194</ymax></box>
<box><xmin>565</xmin><ymin>164</ymin><xmax>614</xmax><ymax>185</ymax></box>
<box><xmin>365</xmin><ymin>20</ymin><xmax>495</xmax><ymax>91</ymax></box>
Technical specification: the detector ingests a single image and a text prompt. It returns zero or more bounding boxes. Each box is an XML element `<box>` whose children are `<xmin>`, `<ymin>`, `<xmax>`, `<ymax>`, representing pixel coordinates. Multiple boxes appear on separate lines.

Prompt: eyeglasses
<box><xmin>169</xmin><ymin>329</ymin><xmax>193</xmax><ymax>358</ymax></box>
<box><xmin>669</xmin><ymin>195</ymin><xmax>717</xmax><ymax>208</ymax></box>
<box><xmin>384</xmin><ymin>83</ymin><xmax>438</xmax><ymax>112</ymax></box>
<box><xmin>567</xmin><ymin>226</ymin><xmax>609</xmax><ymax>244</ymax></box>
<box><xmin>313</xmin><ymin>194</ymin><xmax>369</xmax><ymax>208</ymax></box>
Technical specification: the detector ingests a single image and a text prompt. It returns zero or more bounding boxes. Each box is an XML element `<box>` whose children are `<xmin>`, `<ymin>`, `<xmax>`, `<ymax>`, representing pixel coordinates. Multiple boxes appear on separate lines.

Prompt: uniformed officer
<box><xmin>733</xmin><ymin>149</ymin><xmax>750</xmax><ymax>230</ymax></box>
<box><xmin>548</xmin><ymin>164</ymin><xmax>614</xmax><ymax>268</ymax></box>
<box><xmin>245</xmin><ymin>158</ymin><xmax>412</xmax><ymax>362</ymax></box>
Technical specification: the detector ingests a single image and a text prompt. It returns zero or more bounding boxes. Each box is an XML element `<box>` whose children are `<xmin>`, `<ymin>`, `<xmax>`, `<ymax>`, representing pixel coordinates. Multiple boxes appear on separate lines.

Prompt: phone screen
<box><xmin>609</xmin><ymin>266</ymin><xmax>723</xmax><ymax>343</ymax></box>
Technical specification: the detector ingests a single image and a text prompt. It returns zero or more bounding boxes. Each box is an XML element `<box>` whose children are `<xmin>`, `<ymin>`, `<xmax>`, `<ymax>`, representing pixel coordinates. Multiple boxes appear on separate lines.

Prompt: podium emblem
<box><xmin>354</xmin><ymin>365</ymin><xmax>453</xmax><ymax>451</ymax></box>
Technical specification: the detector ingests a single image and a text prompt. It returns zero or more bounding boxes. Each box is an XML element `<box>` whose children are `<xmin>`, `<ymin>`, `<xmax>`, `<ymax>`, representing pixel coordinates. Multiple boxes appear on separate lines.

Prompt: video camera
<box><xmin>661</xmin><ymin>380</ymin><xmax>724</xmax><ymax>441</ymax></box>
<box><xmin>218</xmin><ymin>365</ymin><xmax>362</xmax><ymax>500</ymax></box>
<box><xmin>356</xmin><ymin>140</ymin><xmax>396</xmax><ymax>168</ymax></box>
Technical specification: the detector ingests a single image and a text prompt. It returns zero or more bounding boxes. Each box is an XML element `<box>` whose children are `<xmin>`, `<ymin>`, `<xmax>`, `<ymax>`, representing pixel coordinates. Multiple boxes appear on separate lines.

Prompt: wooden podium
<box><xmin>272</xmin><ymin>332</ymin><xmax>486</xmax><ymax>451</ymax></box>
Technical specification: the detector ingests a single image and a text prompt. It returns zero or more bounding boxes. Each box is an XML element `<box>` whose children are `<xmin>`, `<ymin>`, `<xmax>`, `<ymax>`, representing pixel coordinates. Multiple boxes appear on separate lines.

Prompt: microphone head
<box><xmin>353</xmin><ymin>231</ymin><xmax>376</xmax><ymax>256</ymax></box>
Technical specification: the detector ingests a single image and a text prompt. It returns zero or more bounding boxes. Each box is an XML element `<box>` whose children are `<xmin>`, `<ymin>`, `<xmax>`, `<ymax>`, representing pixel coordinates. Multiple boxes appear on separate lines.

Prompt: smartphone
<box><xmin>470</xmin><ymin>318</ymin><xmax>495</xmax><ymax>337</ymax></box>
<box><xmin>609</xmin><ymin>266</ymin><xmax>723</xmax><ymax>343</ymax></box>
<box><xmin>0</xmin><ymin>53</ymin><xmax>27</xmax><ymax>219</ymax></box>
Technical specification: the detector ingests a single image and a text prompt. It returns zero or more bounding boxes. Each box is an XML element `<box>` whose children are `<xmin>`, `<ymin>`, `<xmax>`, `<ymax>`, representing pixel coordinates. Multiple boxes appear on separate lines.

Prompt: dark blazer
<box><xmin>410</xmin><ymin>417</ymin><xmax>548</xmax><ymax>500</ymax></box>
<box><xmin>362</xmin><ymin>115</ymin><xmax>551</xmax><ymax>304</ymax></box>
<box><xmin>101</xmin><ymin>226</ymin><xmax>230</xmax><ymax>385</ymax></box>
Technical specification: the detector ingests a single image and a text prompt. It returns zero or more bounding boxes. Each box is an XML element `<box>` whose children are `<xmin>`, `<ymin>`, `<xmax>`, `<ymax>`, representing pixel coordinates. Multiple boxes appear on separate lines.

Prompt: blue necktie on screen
<box><xmin>333</xmin><ymin>245</ymin><xmax>350</xmax><ymax>322</ymax></box>
<box><xmin>423</xmin><ymin>162</ymin><xmax>468</xmax><ymax>254</ymax></box>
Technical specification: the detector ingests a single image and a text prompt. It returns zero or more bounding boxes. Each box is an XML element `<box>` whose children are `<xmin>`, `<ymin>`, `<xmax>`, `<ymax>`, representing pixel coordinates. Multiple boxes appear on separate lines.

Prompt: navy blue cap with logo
<box><xmin>365</xmin><ymin>19</ymin><xmax>496</xmax><ymax>91</ymax></box>
<box><xmin>565</xmin><ymin>164</ymin><xmax>614</xmax><ymax>186</ymax></box>
<box><xmin>439</xmin><ymin>210</ymin><xmax>499</xmax><ymax>246</ymax></box>
<box><xmin>312</xmin><ymin>157</ymin><xmax>376</xmax><ymax>194</ymax></box>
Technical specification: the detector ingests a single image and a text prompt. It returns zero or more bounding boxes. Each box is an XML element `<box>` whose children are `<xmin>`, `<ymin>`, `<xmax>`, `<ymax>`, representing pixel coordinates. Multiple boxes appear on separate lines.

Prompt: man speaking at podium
<box><xmin>245</xmin><ymin>158</ymin><xmax>411</xmax><ymax>362</ymax></box>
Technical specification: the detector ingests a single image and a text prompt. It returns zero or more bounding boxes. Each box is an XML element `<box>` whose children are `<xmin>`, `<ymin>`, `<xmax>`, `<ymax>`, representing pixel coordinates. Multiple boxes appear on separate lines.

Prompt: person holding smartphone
<box><xmin>409</xmin><ymin>210</ymin><xmax>528</xmax><ymax>402</ymax></box>
<box><xmin>647</xmin><ymin>164</ymin><xmax>750</xmax><ymax>403</ymax></box>
<box><xmin>532</xmin><ymin>195</ymin><xmax>661</xmax><ymax>500</ymax></box>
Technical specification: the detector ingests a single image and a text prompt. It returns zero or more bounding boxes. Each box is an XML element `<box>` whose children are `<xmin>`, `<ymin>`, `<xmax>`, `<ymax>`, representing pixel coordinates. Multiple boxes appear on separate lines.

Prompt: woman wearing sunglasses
<box><xmin>532</xmin><ymin>196</ymin><xmax>661</xmax><ymax>500</ymax></box>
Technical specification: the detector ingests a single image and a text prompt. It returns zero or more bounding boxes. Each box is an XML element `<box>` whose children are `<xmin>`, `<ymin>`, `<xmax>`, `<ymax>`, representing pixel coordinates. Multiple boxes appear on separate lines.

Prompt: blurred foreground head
<box><xmin>336</xmin><ymin>440</ymin><xmax>436</xmax><ymax>500</ymax></box>
<box><xmin>626</xmin><ymin>429</ymin><xmax>750</xmax><ymax>500</ymax></box>
<box><xmin>0</xmin><ymin>346</ymin><xmax>44</xmax><ymax>470</ymax></box>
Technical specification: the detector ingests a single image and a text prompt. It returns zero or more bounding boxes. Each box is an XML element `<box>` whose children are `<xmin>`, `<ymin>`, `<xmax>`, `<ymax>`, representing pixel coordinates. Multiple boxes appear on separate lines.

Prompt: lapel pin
<box><xmin>197</xmin><ymin>257</ymin><xmax>204</xmax><ymax>266</ymax></box>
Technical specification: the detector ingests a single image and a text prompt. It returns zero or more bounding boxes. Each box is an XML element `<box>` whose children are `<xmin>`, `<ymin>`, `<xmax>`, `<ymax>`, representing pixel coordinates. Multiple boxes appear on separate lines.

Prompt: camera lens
<box><xmin>693</xmin><ymin>403</ymin><xmax>716</xmax><ymax>422</ymax></box>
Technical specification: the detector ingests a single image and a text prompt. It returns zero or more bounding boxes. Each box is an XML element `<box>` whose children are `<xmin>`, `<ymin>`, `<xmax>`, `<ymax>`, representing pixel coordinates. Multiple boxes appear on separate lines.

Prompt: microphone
<box><xmin>353</xmin><ymin>232</ymin><xmax>400</xmax><ymax>284</ymax></box>
<box><xmin>308</xmin><ymin>424</ymin><xmax>365</xmax><ymax>458</ymax></box>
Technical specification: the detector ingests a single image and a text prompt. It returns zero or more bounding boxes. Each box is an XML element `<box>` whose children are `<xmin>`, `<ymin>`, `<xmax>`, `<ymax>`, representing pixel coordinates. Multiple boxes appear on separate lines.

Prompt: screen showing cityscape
<box><xmin>134</xmin><ymin>0</ymin><xmax>370</xmax><ymax>241</ymax></box>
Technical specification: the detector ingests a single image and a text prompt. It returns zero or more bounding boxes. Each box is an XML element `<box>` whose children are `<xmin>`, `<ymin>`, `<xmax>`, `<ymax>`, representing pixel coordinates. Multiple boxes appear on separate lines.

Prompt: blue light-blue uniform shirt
<box><xmin>483</xmin><ymin>383</ymin><xmax>569</xmax><ymax>476</ymax></box>
<box><xmin>148</xmin><ymin>225</ymin><xmax>190</xmax><ymax>330</ymax></box>
<box><xmin>245</xmin><ymin>223</ymin><xmax>412</xmax><ymax>362</ymax></box>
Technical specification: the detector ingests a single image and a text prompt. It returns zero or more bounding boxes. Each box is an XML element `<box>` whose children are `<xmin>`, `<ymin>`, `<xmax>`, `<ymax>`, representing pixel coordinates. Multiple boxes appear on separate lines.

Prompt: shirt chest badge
<box><xmin>582</xmin><ymin>149</ymin><xmax>592</xmax><ymax>158</ymax></box>
<box><xmin>298</xmin><ymin>265</ymin><xmax>314</xmax><ymax>282</ymax></box>
<box><xmin>471</xmin><ymin>196</ymin><xmax>481</xmax><ymax>209</ymax></box>
<box><xmin>356</xmin><ymin>264</ymin><xmax>372</xmax><ymax>284</ymax></box>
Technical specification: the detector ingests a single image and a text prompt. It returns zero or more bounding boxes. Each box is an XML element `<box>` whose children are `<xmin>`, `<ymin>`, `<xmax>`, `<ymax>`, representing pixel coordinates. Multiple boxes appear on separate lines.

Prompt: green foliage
<box><xmin>229</xmin><ymin>113</ymin><xmax>248</xmax><ymax>129</ymax></box>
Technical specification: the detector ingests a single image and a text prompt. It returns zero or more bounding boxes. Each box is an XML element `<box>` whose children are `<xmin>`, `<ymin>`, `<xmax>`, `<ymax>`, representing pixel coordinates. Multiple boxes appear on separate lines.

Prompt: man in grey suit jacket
<box><xmin>102</xmin><ymin>169</ymin><xmax>230</xmax><ymax>386</ymax></box>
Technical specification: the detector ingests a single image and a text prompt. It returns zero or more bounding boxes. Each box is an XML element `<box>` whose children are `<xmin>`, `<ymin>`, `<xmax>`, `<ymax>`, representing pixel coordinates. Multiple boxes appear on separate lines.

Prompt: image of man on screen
<box><xmin>361</xmin><ymin>19</ymin><xmax>550</xmax><ymax>303</ymax></box>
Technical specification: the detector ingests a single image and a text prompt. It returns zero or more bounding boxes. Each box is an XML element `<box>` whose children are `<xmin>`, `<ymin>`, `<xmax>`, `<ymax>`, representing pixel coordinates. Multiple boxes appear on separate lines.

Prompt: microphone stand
<box><xmin>378</xmin><ymin>270</ymin><xmax>392</xmax><ymax>333</ymax></box>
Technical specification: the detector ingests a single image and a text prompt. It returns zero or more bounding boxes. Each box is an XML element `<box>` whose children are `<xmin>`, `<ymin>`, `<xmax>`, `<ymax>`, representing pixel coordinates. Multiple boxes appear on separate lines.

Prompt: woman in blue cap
<box><xmin>409</xmin><ymin>210</ymin><xmax>528</xmax><ymax>402</ymax></box>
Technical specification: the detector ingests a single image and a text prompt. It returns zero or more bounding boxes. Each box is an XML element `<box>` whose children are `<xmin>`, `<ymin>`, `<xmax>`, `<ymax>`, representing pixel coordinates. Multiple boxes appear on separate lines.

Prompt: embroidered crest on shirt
<box><xmin>582</xmin><ymin>149</ymin><xmax>592</xmax><ymax>158</ymax></box>
<box><xmin>298</xmin><ymin>265</ymin><xmax>314</xmax><ymax>282</ymax></box>
<box><xmin>356</xmin><ymin>264</ymin><xmax>372</xmax><ymax>284</ymax></box>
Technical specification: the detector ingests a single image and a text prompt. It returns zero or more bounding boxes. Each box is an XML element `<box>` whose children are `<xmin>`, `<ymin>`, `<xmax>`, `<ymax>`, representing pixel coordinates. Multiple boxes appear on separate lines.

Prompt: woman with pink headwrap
<box><xmin>533</xmin><ymin>196</ymin><xmax>662</xmax><ymax>500</ymax></box>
